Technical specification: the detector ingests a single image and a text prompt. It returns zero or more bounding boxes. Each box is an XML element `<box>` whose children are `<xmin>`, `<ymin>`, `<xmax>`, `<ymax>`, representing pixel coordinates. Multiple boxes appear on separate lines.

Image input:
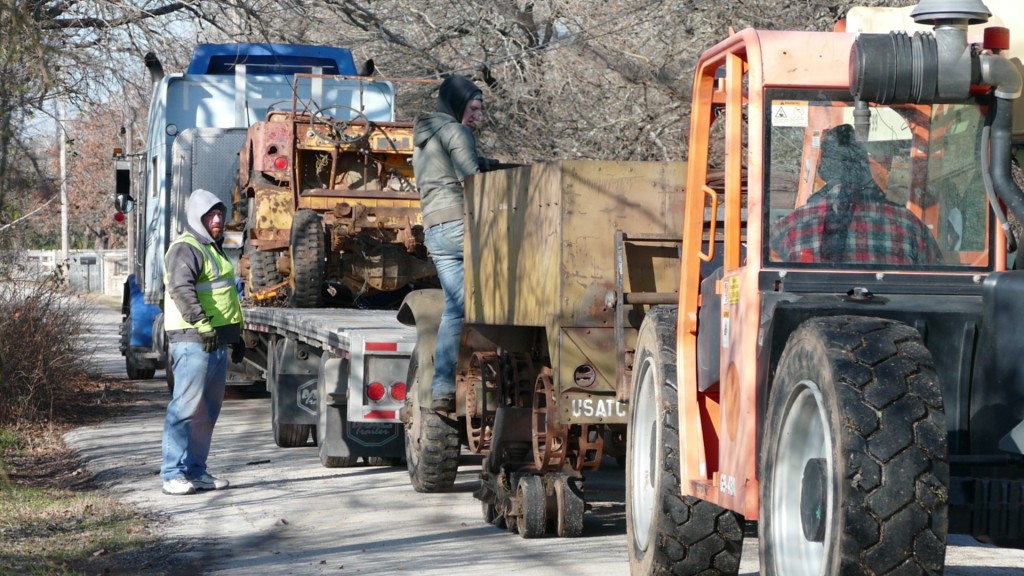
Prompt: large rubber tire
<box><xmin>123</xmin><ymin>314</ymin><xmax>156</xmax><ymax>380</ymax></box>
<box><xmin>126</xmin><ymin>352</ymin><xmax>156</xmax><ymax>380</ymax></box>
<box><xmin>404</xmin><ymin>346</ymin><xmax>461</xmax><ymax>492</ymax></box>
<box><xmin>517</xmin><ymin>475</ymin><xmax>547</xmax><ymax>539</ymax></box>
<box><xmin>245</xmin><ymin>244</ymin><xmax>283</xmax><ymax>298</ymax></box>
<box><xmin>759</xmin><ymin>316</ymin><xmax>948</xmax><ymax>576</ymax></box>
<box><xmin>287</xmin><ymin>209</ymin><xmax>325</xmax><ymax>308</ymax></box>
<box><xmin>626</xmin><ymin>306</ymin><xmax>743</xmax><ymax>575</ymax></box>
<box><xmin>554</xmin><ymin>474</ymin><xmax>585</xmax><ymax>538</ymax></box>
<box><xmin>272</xmin><ymin>395</ymin><xmax>313</xmax><ymax>448</ymax></box>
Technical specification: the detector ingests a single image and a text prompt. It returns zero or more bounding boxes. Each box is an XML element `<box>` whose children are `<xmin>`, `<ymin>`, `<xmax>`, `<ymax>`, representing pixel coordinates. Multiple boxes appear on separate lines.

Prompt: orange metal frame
<box><xmin>675</xmin><ymin>29</ymin><xmax>859</xmax><ymax>519</ymax></box>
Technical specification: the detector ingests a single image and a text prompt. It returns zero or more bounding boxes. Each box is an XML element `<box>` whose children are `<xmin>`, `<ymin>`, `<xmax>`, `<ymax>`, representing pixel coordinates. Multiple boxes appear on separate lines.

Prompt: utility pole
<box><xmin>59</xmin><ymin>97</ymin><xmax>69</xmax><ymax>284</ymax></box>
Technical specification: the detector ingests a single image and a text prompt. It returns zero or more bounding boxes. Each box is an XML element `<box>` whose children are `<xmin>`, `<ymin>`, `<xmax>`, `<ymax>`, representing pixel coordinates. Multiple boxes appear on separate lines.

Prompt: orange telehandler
<box><xmin>626</xmin><ymin>0</ymin><xmax>1024</xmax><ymax>574</ymax></box>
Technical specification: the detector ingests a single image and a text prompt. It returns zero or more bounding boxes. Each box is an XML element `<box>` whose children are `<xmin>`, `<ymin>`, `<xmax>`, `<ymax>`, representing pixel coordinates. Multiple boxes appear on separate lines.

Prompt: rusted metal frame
<box><xmin>614</xmin><ymin>231</ymin><xmax>683</xmax><ymax>400</ymax></box>
<box><xmin>297</xmin><ymin>187</ymin><xmax>419</xmax><ymax>200</ymax></box>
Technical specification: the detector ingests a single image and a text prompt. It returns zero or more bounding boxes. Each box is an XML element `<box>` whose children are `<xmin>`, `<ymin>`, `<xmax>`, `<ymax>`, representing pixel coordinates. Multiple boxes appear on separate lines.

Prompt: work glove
<box><xmin>478</xmin><ymin>156</ymin><xmax>499</xmax><ymax>172</ymax></box>
<box><xmin>230</xmin><ymin>343</ymin><xmax>245</xmax><ymax>364</ymax></box>
<box><xmin>196</xmin><ymin>318</ymin><xmax>218</xmax><ymax>353</ymax></box>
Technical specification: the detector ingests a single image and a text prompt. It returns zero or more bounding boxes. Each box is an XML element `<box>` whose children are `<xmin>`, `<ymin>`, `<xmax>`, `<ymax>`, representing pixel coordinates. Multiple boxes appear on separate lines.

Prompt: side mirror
<box><xmin>114</xmin><ymin>193</ymin><xmax>134</xmax><ymax>214</ymax></box>
<box><xmin>114</xmin><ymin>160</ymin><xmax>135</xmax><ymax>213</ymax></box>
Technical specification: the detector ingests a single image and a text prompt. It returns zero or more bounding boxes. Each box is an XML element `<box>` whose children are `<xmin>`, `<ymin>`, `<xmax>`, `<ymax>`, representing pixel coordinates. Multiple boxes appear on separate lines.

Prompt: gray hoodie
<box><xmin>164</xmin><ymin>188</ymin><xmax>241</xmax><ymax>345</ymax></box>
<box><xmin>412</xmin><ymin>76</ymin><xmax>483</xmax><ymax>228</ymax></box>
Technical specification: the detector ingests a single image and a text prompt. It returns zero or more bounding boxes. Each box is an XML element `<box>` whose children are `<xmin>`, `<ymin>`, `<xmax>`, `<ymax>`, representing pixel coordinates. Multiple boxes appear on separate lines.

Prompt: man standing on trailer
<box><xmin>160</xmin><ymin>188</ymin><xmax>245</xmax><ymax>495</ymax></box>
<box><xmin>412</xmin><ymin>75</ymin><xmax>488</xmax><ymax>413</ymax></box>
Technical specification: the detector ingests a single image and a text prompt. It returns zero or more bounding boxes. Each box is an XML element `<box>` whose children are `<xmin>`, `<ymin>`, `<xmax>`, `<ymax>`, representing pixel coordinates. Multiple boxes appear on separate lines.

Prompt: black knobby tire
<box><xmin>404</xmin><ymin>346</ymin><xmax>461</xmax><ymax>492</ymax></box>
<box><xmin>272</xmin><ymin>396</ymin><xmax>313</xmax><ymax>448</ymax></box>
<box><xmin>246</xmin><ymin>244</ymin><xmax>283</xmax><ymax>298</ymax></box>
<box><xmin>123</xmin><ymin>314</ymin><xmax>156</xmax><ymax>380</ymax></box>
<box><xmin>126</xmin><ymin>353</ymin><xmax>156</xmax><ymax>380</ymax></box>
<box><xmin>288</xmin><ymin>209</ymin><xmax>325</xmax><ymax>308</ymax></box>
<box><xmin>759</xmin><ymin>316</ymin><xmax>948</xmax><ymax>576</ymax></box>
<box><xmin>366</xmin><ymin>457</ymin><xmax>402</xmax><ymax>466</ymax></box>
<box><xmin>626</xmin><ymin>306</ymin><xmax>743</xmax><ymax>575</ymax></box>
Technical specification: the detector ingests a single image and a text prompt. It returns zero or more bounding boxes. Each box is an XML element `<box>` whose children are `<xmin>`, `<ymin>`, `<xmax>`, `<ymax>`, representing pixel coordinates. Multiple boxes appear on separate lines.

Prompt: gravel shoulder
<box><xmin>66</xmin><ymin>298</ymin><xmax>1024</xmax><ymax>575</ymax></box>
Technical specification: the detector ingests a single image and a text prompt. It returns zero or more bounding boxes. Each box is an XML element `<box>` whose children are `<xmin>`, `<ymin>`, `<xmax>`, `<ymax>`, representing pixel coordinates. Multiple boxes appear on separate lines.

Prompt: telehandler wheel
<box><xmin>517</xmin><ymin>475</ymin><xmax>547</xmax><ymax>539</ymax></box>
<box><xmin>404</xmin><ymin>346</ymin><xmax>461</xmax><ymax>492</ymax></box>
<box><xmin>626</xmin><ymin>306</ymin><xmax>743</xmax><ymax>576</ymax></box>
<box><xmin>554</xmin><ymin>474</ymin><xmax>584</xmax><ymax>538</ymax></box>
<box><xmin>287</xmin><ymin>209</ymin><xmax>325</xmax><ymax>308</ymax></box>
<box><xmin>759</xmin><ymin>316</ymin><xmax>948</xmax><ymax>576</ymax></box>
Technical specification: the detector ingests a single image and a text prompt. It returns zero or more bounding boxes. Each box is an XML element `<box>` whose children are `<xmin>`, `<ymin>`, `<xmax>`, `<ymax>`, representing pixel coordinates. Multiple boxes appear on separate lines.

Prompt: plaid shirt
<box><xmin>770</xmin><ymin>190</ymin><xmax>942</xmax><ymax>265</ymax></box>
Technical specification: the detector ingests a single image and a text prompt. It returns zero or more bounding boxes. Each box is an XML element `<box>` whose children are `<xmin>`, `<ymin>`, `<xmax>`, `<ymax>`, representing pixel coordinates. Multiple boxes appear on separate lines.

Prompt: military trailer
<box><xmin>399</xmin><ymin>160</ymin><xmax>685</xmax><ymax>536</ymax></box>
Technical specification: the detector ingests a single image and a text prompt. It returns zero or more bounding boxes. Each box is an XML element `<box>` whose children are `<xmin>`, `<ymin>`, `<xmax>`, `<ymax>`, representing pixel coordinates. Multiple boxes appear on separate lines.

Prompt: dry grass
<box><xmin>0</xmin><ymin>377</ymin><xmax>179</xmax><ymax>576</ymax></box>
<box><xmin>0</xmin><ymin>276</ymin><xmax>198</xmax><ymax>575</ymax></box>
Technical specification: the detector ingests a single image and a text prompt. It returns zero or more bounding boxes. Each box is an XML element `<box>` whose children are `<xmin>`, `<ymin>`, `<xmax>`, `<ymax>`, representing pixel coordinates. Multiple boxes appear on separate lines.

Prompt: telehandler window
<box><xmin>764</xmin><ymin>90</ymin><xmax>992</xmax><ymax>270</ymax></box>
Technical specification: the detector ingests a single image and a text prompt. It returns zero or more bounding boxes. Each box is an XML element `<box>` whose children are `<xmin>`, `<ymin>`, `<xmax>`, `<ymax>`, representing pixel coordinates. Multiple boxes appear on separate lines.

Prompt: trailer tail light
<box><xmin>390</xmin><ymin>382</ymin><xmax>407</xmax><ymax>402</ymax></box>
<box><xmin>366</xmin><ymin>381</ymin><xmax>386</xmax><ymax>402</ymax></box>
<box><xmin>273</xmin><ymin>156</ymin><xmax>288</xmax><ymax>170</ymax></box>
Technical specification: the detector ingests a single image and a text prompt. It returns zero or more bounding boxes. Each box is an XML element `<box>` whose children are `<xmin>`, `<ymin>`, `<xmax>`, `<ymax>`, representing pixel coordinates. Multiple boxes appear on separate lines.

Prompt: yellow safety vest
<box><xmin>163</xmin><ymin>232</ymin><xmax>243</xmax><ymax>331</ymax></box>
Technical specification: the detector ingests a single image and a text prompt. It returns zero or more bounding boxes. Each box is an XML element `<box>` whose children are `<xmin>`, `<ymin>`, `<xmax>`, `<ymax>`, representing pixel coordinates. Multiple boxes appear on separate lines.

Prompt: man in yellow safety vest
<box><xmin>160</xmin><ymin>188</ymin><xmax>244</xmax><ymax>495</ymax></box>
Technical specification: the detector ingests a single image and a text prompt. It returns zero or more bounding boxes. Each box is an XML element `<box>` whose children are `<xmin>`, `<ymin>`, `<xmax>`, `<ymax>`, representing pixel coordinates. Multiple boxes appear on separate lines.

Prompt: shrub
<box><xmin>0</xmin><ymin>270</ymin><xmax>91</xmax><ymax>426</ymax></box>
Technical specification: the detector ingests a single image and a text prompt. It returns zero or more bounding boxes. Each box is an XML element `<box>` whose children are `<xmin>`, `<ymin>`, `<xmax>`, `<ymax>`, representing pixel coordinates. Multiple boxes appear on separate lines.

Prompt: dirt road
<box><xmin>67</xmin><ymin>299</ymin><xmax>1024</xmax><ymax>575</ymax></box>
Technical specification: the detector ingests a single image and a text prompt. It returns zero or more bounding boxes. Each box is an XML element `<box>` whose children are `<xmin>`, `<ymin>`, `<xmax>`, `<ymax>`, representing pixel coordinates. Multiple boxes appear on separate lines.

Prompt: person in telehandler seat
<box><xmin>770</xmin><ymin>123</ymin><xmax>941</xmax><ymax>265</ymax></box>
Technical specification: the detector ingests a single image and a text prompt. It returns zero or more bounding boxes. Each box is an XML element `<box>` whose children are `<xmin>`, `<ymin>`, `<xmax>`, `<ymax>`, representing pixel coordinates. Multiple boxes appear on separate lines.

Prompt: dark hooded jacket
<box><xmin>163</xmin><ymin>188</ymin><xmax>242</xmax><ymax>345</ymax></box>
<box><xmin>412</xmin><ymin>75</ymin><xmax>483</xmax><ymax>228</ymax></box>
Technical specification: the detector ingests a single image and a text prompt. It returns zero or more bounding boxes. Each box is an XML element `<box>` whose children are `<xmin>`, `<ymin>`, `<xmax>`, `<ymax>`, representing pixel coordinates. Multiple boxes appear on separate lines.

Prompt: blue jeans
<box><xmin>424</xmin><ymin>220</ymin><xmax>464</xmax><ymax>399</ymax></box>
<box><xmin>161</xmin><ymin>342</ymin><xmax>228</xmax><ymax>481</ymax></box>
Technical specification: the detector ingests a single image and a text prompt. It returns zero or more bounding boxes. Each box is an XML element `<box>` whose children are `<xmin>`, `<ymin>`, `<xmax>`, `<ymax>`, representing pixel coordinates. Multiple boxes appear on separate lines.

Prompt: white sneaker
<box><xmin>192</xmin><ymin>473</ymin><xmax>229</xmax><ymax>490</ymax></box>
<box><xmin>162</xmin><ymin>476</ymin><xmax>196</xmax><ymax>495</ymax></box>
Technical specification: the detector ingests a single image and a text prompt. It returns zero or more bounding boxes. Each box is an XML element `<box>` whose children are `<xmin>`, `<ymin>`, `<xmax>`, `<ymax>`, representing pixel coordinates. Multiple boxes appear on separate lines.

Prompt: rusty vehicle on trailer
<box><xmin>398</xmin><ymin>160</ymin><xmax>686</xmax><ymax>537</ymax></box>
<box><xmin>237</xmin><ymin>74</ymin><xmax>439</xmax><ymax>308</ymax></box>
<box><xmin>625</xmin><ymin>0</ymin><xmax>1024</xmax><ymax>574</ymax></box>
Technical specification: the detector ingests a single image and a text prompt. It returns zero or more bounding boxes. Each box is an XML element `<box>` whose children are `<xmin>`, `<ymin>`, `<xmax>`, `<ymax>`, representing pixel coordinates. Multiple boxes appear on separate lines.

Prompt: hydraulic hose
<box><xmin>985</xmin><ymin>96</ymin><xmax>1024</xmax><ymax>253</ymax></box>
<box><xmin>980</xmin><ymin>124</ymin><xmax>1016</xmax><ymax>252</ymax></box>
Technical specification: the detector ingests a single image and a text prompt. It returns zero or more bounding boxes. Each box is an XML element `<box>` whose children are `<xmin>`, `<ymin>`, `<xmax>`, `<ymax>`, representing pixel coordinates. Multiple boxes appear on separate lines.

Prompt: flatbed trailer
<box><xmin>241</xmin><ymin>306</ymin><xmax>414</xmax><ymax>467</ymax></box>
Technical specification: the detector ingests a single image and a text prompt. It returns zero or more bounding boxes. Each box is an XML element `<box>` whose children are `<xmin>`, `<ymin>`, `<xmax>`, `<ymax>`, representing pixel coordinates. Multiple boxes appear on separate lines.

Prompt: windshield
<box><xmin>764</xmin><ymin>90</ymin><xmax>991</xmax><ymax>270</ymax></box>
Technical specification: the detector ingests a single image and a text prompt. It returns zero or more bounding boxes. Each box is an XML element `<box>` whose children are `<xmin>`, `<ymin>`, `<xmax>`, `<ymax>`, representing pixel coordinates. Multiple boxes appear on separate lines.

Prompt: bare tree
<box><xmin>2</xmin><ymin>0</ymin><xmax>919</xmax><ymax>248</ymax></box>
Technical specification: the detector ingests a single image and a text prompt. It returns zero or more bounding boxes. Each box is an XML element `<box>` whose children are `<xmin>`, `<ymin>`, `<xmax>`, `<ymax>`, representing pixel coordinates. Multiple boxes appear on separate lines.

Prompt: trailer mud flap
<box><xmin>270</xmin><ymin>337</ymin><xmax>319</xmax><ymax>426</ymax></box>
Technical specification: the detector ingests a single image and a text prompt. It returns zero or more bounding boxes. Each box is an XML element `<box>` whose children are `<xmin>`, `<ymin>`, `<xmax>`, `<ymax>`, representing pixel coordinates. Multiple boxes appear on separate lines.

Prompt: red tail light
<box><xmin>273</xmin><ymin>156</ymin><xmax>288</xmax><ymax>170</ymax></box>
<box><xmin>390</xmin><ymin>382</ymin><xmax>407</xmax><ymax>401</ymax></box>
<box><xmin>366</xmin><ymin>382</ymin><xmax>386</xmax><ymax>402</ymax></box>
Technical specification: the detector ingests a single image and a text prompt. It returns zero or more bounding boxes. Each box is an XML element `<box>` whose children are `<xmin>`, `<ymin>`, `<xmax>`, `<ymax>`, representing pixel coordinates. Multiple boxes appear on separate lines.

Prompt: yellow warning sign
<box><xmin>727</xmin><ymin>277</ymin><xmax>740</xmax><ymax>305</ymax></box>
<box><xmin>772</xmin><ymin>100</ymin><xmax>808</xmax><ymax>128</ymax></box>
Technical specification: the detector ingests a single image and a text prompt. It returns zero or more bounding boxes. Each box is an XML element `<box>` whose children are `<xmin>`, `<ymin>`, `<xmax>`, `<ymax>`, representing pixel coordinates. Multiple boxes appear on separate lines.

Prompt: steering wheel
<box><xmin>312</xmin><ymin>105</ymin><xmax>372</xmax><ymax>145</ymax></box>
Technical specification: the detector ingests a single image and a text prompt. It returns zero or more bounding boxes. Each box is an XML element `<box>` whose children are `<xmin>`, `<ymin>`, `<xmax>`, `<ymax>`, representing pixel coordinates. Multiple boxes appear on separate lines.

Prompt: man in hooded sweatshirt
<box><xmin>412</xmin><ymin>75</ymin><xmax>487</xmax><ymax>413</ymax></box>
<box><xmin>160</xmin><ymin>188</ymin><xmax>244</xmax><ymax>495</ymax></box>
